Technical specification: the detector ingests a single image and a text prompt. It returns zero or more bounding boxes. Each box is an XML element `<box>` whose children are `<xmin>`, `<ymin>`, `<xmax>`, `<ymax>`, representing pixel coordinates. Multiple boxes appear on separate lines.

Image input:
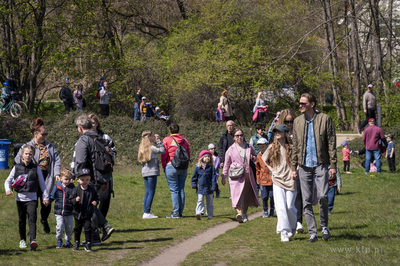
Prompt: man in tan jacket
<box><xmin>358</xmin><ymin>84</ymin><xmax>377</xmax><ymax>133</ymax></box>
<box><xmin>291</xmin><ymin>93</ymin><xmax>337</xmax><ymax>242</ymax></box>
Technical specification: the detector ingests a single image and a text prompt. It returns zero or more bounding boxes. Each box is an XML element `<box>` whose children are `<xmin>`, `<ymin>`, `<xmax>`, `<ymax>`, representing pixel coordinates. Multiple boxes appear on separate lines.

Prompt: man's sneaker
<box><xmin>322</xmin><ymin>227</ymin><xmax>331</xmax><ymax>241</ymax></box>
<box><xmin>307</xmin><ymin>234</ymin><xmax>318</xmax><ymax>242</ymax></box>
<box><xmin>236</xmin><ymin>214</ymin><xmax>243</xmax><ymax>223</ymax></box>
<box><xmin>82</xmin><ymin>240</ymin><xmax>101</xmax><ymax>246</ymax></box>
<box><xmin>281</xmin><ymin>231</ymin><xmax>290</xmax><ymax>242</ymax></box>
<box><xmin>143</xmin><ymin>213</ymin><xmax>158</xmax><ymax>219</ymax></box>
<box><xmin>296</xmin><ymin>222</ymin><xmax>304</xmax><ymax>234</ymax></box>
<box><xmin>41</xmin><ymin>219</ymin><xmax>50</xmax><ymax>234</ymax></box>
<box><xmin>166</xmin><ymin>213</ymin><xmax>181</xmax><ymax>218</ymax></box>
<box><xmin>346</xmin><ymin>171</ymin><xmax>352</xmax><ymax>174</ymax></box>
<box><xmin>56</xmin><ymin>239</ymin><xmax>63</xmax><ymax>249</ymax></box>
<box><xmin>73</xmin><ymin>241</ymin><xmax>80</xmax><ymax>251</ymax></box>
<box><xmin>30</xmin><ymin>240</ymin><xmax>38</xmax><ymax>251</ymax></box>
<box><xmin>19</xmin><ymin>240</ymin><xmax>27</xmax><ymax>249</ymax></box>
<box><xmin>242</xmin><ymin>214</ymin><xmax>249</xmax><ymax>223</ymax></box>
<box><xmin>216</xmin><ymin>189</ymin><xmax>220</xmax><ymax>198</ymax></box>
<box><xmin>196</xmin><ymin>213</ymin><xmax>201</xmax><ymax>220</ymax></box>
<box><xmin>101</xmin><ymin>223</ymin><xmax>115</xmax><ymax>242</ymax></box>
<box><xmin>84</xmin><ymin>242</ymin><xmax>92</xmax><ymax>252</ymax></box>
<box><xmin>262</xmin><ymin>211</ymin><xmax>269</xmax><ymax>218</ymax></box>
<box><xmin>65</xmin><ymin>241</ymin><xmax>72</xmax><ymax>248</ymax></box>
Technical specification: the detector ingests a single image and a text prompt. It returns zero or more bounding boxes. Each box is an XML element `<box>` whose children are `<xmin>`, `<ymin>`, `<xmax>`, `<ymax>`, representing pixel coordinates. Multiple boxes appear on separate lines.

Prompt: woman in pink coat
<box><xmin>221</xmin><ymin>128</ymin><xmax>260</xmax><ymax>223</ymax></box>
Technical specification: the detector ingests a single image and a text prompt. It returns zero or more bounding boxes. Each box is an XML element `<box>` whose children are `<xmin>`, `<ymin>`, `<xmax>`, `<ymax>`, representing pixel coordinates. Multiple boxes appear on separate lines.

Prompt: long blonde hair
<box><xmin>256</xmin><ymin>92</ymin><xmax>264</xmax><ymax>100</ymax></box>
<box><xmin>138</xmin><ymin>130</ymin><xmax>153</xmax><ymax>163</ymax></box>
<box><xmin>265</xmin><ymin>132</ymin><xmax>292</xmax><ymax>168</ymax></box>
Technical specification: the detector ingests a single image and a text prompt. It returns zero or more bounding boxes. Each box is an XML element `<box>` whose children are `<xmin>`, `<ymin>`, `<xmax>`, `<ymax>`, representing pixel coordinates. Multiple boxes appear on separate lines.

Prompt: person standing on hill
<box><xmin>59</xmin><ymin>78</ymin><xmax>75</xmax><ymax>112</ymax></box>
<box><xmin>134</xmin><ymin>88</ymin><xmax>143</xmax><ymax>121</ymax></box>
<box><xmin>358</xmin><ymin>84</ymin><xmax>377</xmax><ymax>133</ymax></box>
<box><xmin>219</xmin><ymin>120</ymin><xmax>235</xmax><ymax>168</ymax></box>
<box><xmin>220</xmin><ymin>89</ymin><xmax>234</xmax><ymax>121</ymax></box>
<box><xmin>291</xmin><ymin>93</ymin><xmax>337</xmax><ymax>242</ymax></box>
<box><xmin>99</xmin><ymin>82</ymin><xmax>111</xmax><ymax>118</ymax></box>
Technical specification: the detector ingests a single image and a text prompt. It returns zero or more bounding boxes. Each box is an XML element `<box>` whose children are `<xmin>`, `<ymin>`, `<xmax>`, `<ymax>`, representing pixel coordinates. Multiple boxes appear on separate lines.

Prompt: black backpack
<box><xmin>88</xmin><ymin>135</ymin><xmax>114</xmax><ymax>175</ymax></box>
<box><xmin>170</xmin><ymin>136</ymin><xmax>190</xmax><ymax>170</ymax></box>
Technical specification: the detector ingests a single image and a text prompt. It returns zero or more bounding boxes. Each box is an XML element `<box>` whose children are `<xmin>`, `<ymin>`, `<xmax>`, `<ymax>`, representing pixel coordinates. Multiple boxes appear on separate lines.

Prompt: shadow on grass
<box><xmin>97</xmin><ymin>246</ymin><xmax>144</xmax><ymax>251</ymax></box>
<box><xmin>339</xmin><ymin>191</ymin><xmax>359</xmax><ymax>195</ymax></box>
<box><xmin>331</xmin><ymin>224</ymin><xmax>368</xmax><ymax>230</ymax></box>
<box><xmin>117</xmin><ymin>228</ymin><xmax>173</xmax><ymax>233</ymax></box>
<box><xmin>107</xmin><ymin>237</ymin><xmax>173</xmax><ymax>245</ymax></box>
<box><xmin>0</xmin><ymin>250</ymin><xmax>28</xmax><ymax>255</ymax></box>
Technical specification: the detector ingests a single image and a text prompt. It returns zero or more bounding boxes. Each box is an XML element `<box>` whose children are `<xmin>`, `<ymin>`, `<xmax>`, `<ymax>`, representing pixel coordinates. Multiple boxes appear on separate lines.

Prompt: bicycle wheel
<box><xmin>10</xmin><ymin>103</ymin><xmax>23</xmax><ymax>118</ymax></box>
<box><xmin>18</xmin><ymin>101</ymin><xmax>28</xmax><ymax>111</ymax></box>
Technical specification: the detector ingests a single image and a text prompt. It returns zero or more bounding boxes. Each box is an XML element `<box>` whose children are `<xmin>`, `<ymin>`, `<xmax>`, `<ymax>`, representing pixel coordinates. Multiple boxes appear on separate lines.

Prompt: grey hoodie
<box><xmin>141</xmin><ymin>140</ymin><xmax>165</xmax><ymax>177</ymax></box>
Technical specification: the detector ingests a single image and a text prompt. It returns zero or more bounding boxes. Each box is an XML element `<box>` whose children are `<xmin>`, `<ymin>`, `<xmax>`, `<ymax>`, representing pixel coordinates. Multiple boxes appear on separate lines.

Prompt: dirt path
<box><xmin>142</xmin><ymin>211</ymin><xmax>262</xmax><ymax>266</ymax></box>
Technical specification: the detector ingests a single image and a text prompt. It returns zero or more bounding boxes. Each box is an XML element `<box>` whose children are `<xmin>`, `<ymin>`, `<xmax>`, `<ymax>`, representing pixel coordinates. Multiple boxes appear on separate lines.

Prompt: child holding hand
<box><xmin>342</xmin><ymin>141</ymin><xmax>351</xmax><ymax>174</ymax></box>
<box><xmin>4</xmin><ymin>145</ymin><xmax>49</xmax><ymax>251</ymax></box>
<box><xmin>69</xmin><ymin>168</ymin><xmax>99</xmax><ymax>252</ymax></box>
<box><xmin>191</xmin><ymin>150</ymin><xmax>217</xmax><ymax>220</ymax></box>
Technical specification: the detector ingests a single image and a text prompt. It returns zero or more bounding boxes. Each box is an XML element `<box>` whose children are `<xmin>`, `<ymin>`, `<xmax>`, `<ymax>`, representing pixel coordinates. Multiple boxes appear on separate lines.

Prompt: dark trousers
<box><xmin>97</xmin><ymin>182</ymin><xmax>112</xmax><ymax>218</ymax></box>
<box><xmin>63</xmin><ymin>101</ymin><xmax>75</xmax><ymax>112</ymax></box>
<box><xmin>17</xmin><ymin>200</ymin><xmax>38</xmax><ymax>241</ymax></box>
<box><xmin>74</xmin><ymin>217</ymin><xmax>92</xmax><ymax>243</ymax></box>
<box><xmin>360</xmin><ymin>108</ymin><xmax>376</xmax><ymax>130</ymax></box>
<box><xmin>37</xmin><ymin>189</ymin><xmax>52</xmax><ymax>222</ymax></box>
<box><xmin>256</xmin><ymin>111</ymin><xmax>267</xmax><ymax>126</ymax></box>
<box><xmin>343</xmin><ymin>161</ymin><xmax>350</xmax><ymax>172</ymax></box>
<box><xmin>100</xmin><ymin>104</ymin><xmax>109</xmax><ymax>117</ymax></box>
<box><xmin>388</xmin><ymin>157</ymin><xmax>396</xmax><ymax>172</ymax></box>
<box><xmin>295</xmin><ymin>178</ymin><xmax>303</xmax><ymax>224</ymax></box>
<box><xmin>261</xmin><ymin>185</ymin><xmax>274</xmax><ymax>212</ymax></box>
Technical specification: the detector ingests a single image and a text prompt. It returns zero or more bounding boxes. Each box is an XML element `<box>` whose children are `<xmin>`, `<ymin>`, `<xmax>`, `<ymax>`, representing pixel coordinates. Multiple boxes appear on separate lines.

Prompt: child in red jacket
<box><xmin>342</xmin><ymin>141</ymin><xmax>351</xmax><ymax>174</ymax></box>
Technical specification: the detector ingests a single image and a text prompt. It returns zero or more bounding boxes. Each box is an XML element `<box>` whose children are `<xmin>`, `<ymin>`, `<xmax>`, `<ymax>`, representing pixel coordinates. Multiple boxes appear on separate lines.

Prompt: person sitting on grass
<box><xmin>4</xmin><ymin>144</ymin><xmax>49</xmax><ymax>251</ymax></box>
<box><xmin>69</xmin><ymin>168</ymin><xmax>99</xmax><ymax>252</ymax></box>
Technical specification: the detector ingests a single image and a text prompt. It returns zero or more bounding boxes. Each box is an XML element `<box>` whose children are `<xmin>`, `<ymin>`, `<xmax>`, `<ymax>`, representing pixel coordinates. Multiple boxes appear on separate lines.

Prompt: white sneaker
<box><xmin>243</xmin><ymin>214</ymin><xmax>249</xmax><ymax>223</ymax></box>
<box><xmin>143</xmin><ymin>213</ymin><xmax>158</xmax><ymax>219</ymax></box>
<box><xmin>296</xmin><ymin>222</ymin><xmax>304</xmax><ymax>234</ymax></box>
<box><xmin>281</xmin><ymin>231</ymin><xmax>290</xmax><ymax>242</ymax></box>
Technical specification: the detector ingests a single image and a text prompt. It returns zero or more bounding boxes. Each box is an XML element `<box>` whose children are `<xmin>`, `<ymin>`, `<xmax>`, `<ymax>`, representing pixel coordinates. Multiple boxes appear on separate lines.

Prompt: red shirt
<box><xmin>342</xmin><ymin>147</ymin><xmax>350</xmax><ymax>161</ymax></box>
<box><xmin>362</xmin><ymin>125</ymin><xmax>385</xmax><ymax>150</ymax></box>
<box><xmin>161</xmin><ymin>134</ymin><xmax>191</xmax><ymax>168</ymax></box>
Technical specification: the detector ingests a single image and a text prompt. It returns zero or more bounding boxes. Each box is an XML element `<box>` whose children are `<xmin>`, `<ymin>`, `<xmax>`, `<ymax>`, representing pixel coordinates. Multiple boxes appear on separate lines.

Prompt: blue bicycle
<box><xmin>0</xmin><ymin>94</ymin><xmax>23</xmax><ymax>118</ymax></box>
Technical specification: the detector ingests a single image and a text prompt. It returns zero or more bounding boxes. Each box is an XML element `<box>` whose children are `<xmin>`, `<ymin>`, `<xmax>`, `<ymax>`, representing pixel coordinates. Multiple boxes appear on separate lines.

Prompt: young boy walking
<box><xmin>50</xmin><ymin>168</ymin><xmax>75</xmax><ymax>248</ymax></box>
<box><xmin>256</xmin><ymin>138</ymin><xmax>274</xmax><ymax>218</ymax></box>
<box><xmin>69</xmin><ymin>168</ymin><xmax>99</xmax><ymax>252</ymax></box>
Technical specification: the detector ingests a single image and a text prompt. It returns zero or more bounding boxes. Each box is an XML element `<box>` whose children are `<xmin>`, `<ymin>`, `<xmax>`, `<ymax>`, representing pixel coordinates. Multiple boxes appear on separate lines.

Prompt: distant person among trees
<box><xmin>140</xmin><ymin>97</ymin><xmax>148</xmax><ymax>121</ymax></box>
<box><xmin>15</xmin><ymin>118</ymin><xmax>61</xmax><ymax>235</ymax></box>
<box><xmin>138</xmin><ymin>130</ymin><xmax>165</xmax><ymax>219</ymax></box>
<box><xmin>220</xmin><ymin>89</ymin><xmax>234</xmax><ymax>121</ymax></box>
<box><xmin>215</xmin><ymin>103</ymin><xmax>225</xmax><ymax>122</ymax></box>
<box><xmin>252</xmin><ymin>92</ymin><xmax>268</xmax><ymax>126</ymax></box>
<box><xmin>362</xmin><ymin>118</ymin><xmax>386</xmax><ymax>174</ymax></box>
<box><xmin>221</xmin><ymin>128</ymin><xmax>260</xmax><ymax>223</ymax></box>
<box><xmin>74</xmin><ymin>83</ymin><xmax>84</xmax><ymax>111</ymax></box>
<box><xmin>99</xmin><ymin>81</ymin><xmax>111</xmax><ymax>118</ymax></box>
<box><xmin>358</xmin><ymin>84</ymin><xmax>377</xmax><ymax>133</ymax></box>
<box><xmin>161</xmin><ymin>123</ymin><xmax>191</xmax><ymax>218</ymax></box>
<box><xmin>1</xmin><ymin>81</ymin><xmax>12</xmax><ymax>107</ymax></box>
<box><xmin>134</xmin><ymin>88</ymin><xmax>143</xmax><ymax>121</ymax></box>
<box><xmin>59</xmin><ymin>78</ymin><xmax>75</xmax><ymax>112</ymax></box>
<box><xmin>6</xmin><ymin>74</ymin><xmax>22</xmax><ymax>101</ymax></box>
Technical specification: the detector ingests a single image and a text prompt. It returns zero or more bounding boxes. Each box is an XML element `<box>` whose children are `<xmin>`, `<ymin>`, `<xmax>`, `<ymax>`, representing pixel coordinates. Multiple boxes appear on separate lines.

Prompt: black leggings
<box><xmin>343</xmin><ymin>161</ymin><xmax>350</xmax><ymax>172</ymax></box>
<box><xmin>17</xmin><ymin>200</ymin><xmax>38</xmax><ymax>241</ymax></box>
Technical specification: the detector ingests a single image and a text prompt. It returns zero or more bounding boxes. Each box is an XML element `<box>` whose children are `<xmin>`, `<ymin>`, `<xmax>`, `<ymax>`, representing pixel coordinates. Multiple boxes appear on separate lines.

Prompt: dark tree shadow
<box><xmin>117</xmin><ymin>228</ymin><xmax>173</xmax><ymax>233</ymax></box>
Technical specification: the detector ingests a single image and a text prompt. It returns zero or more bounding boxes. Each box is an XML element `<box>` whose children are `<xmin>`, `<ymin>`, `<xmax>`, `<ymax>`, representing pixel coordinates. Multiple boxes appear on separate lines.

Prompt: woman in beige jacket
<box><xmin>220</xmin><ymin>89</ymin><xmax>234</xmax><ymax>121</ymax></box>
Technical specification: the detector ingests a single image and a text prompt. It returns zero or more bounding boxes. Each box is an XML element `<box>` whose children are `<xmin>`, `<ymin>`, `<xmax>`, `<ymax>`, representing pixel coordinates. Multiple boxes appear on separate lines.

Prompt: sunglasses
<box><xmin>41</xmin><ymin>133</ymin><xmax>48</xmax><ymax>136</ymax></box>
<box><xmin>234</xmin><ymin>134</ymin><xmax>244</xmax><ymax>137</ymax></box>
<box><xmin>209</xmin><ymin>148</ymin><xmax>215</xmax><ymax>150</ymax></box>
<box><xmin>299</xmin><ymin>102</ymin><xmax>308</xmax><ymax>106</ymax></box>
<box><xmin>284</xmin><ymin>120</ymin><xmax>294</xmax><ymax>124</ymax></box>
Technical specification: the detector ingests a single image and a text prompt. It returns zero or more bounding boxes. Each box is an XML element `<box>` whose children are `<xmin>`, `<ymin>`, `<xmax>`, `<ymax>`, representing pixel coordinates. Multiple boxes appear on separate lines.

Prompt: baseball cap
<box><xmin>342</xmin><ymin>141</ymin><xmax>349</xmax><ymax>146</ymax></box>
<box><xmin>142</xmin><ymin>97</ymin><xmax>146</xmax><ymax>100</ymax></box>
<box><xmin>257</xmin><ymin>138</ymin><xmax>268</xmax><ymax>145</ymax></box>
<box><xmin>208</xmin><ymin>143</ymin><xmax>216</xmax><ymax>149</ymax></box>
<box><xmin>368</xmin><ymin>118</ymin><xmax>375</xmax><ymax>123</ymax></box>
<box><xmin>76</xmin><ymin>168</ymin><xmax>91</xmax><ymax>179</ymax></box>
<box><xmin>368</xmin><ymin>84</ymin><xmax>373</xmax><ymax>88</ymax></box>
<box><xmin>273</xmin><ymin>124</ymin><xmax>289</xmax><ymax>133</ymax></box>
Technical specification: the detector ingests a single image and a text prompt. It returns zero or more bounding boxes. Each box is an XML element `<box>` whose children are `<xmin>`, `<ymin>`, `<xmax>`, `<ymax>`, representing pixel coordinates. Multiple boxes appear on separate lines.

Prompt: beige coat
<box><xmin>220</xmin><ymin>95</ymin><xmax>233</xmax><ymax>117</ymax></box>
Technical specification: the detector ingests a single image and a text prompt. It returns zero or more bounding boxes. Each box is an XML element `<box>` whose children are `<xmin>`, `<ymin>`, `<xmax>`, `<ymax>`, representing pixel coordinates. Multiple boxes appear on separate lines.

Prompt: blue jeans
<box><xmin>165</xmin><ymin>164</ymin><xmax>187</xmax><ymax>215</ymax></box>
<box><xmin>143</xmin><ymin>176</ymin><xmax>158</xmax><ymax>214</ymax></box>
<box><xmin>134</xmin><ymin>103</ymin><xmax>140</xmax><ymax>120</ymax></box>
<box><xmin>328</xmin><ymin>186</ymin><xmax>336</xmax><ymax>212</ymax></box>
<box><xmin>365</xmin><ymin>149</ymin><xmax>381</xmax><ymax>173</ymax></box>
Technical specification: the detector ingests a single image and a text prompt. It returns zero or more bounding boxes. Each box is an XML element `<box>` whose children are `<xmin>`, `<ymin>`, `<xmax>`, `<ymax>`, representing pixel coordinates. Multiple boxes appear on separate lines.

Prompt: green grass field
<box><xmin>0</xmin><ymin>164</ymin><xmax>399</xmax><ymax>265</ymax></box>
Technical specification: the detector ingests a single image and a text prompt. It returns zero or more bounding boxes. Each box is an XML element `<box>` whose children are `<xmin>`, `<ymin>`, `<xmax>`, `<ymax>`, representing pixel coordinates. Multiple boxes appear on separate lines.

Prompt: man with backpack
<box><xmin>71</xmin><ymin>114</ymin><xmax>115</xmax><ymax>244</ymax></box>
<box><xmin>59</xmin><ymin>78</ymin><xmax>75</xmax><ymax>112</ymax></box>
<box><xmin>161</xmin><ymin>123</ymin><xmax>191</xmax><ymax>218</ymax></box>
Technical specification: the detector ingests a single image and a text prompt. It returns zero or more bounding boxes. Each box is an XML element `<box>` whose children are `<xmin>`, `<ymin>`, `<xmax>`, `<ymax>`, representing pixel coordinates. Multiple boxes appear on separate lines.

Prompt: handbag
<box><xmin>228</xmin><ymin>145</ymin><xmax>247</xmax><ymax>179</ymax></box>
